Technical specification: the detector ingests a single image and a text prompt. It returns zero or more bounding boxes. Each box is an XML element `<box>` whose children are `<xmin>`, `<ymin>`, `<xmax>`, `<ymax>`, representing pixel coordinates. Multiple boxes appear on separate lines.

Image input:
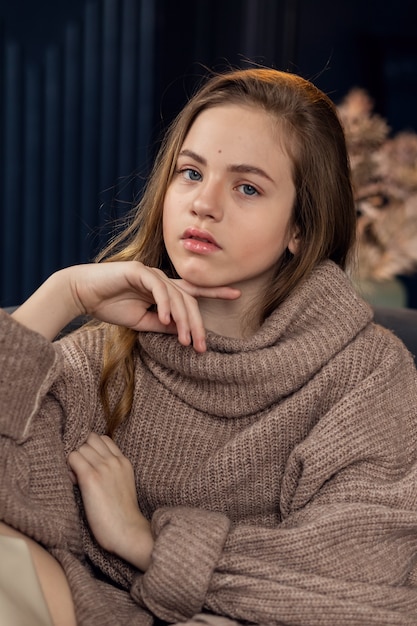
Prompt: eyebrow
<box><xmin>178</xmin><ymin>149</ymin><xmax>274</xmax><ymax>183</ymax></box>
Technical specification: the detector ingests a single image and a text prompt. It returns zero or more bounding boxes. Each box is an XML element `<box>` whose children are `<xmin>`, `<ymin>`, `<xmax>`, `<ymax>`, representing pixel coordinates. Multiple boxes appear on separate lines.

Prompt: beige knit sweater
<box><xmin>1</xmin><ymin>261</ymin><xmax>417</xmax><ymax>626</ymax></box>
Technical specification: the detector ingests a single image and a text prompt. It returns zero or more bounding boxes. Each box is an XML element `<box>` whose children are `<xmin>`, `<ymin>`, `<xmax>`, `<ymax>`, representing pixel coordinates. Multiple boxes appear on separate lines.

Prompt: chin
<box><xmin>181</xmin><ymin>273</ymin><xmax>220</xmax><ymax>288</ymax></box>
<box><xmin>173</xmin><ymin>261</ymin><xmax>218</xmax><ymax>288</ymax></box>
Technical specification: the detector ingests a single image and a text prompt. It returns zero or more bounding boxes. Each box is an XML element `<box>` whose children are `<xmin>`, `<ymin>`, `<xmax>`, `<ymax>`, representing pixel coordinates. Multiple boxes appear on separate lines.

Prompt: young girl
<box><xmin>1</xmin><ymin>67</ymin><xmax>417</xmax><ymax>626</ymax></box>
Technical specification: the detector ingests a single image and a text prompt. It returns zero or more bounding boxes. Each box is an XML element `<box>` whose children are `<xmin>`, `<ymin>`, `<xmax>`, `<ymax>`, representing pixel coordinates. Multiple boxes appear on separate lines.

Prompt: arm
<box><xmin>133</xmin><ymin>344</ymin><xmax>417</xmax><ymax>625</ymax></box>
<box><xmin>0</xmin><ymin>309</ymin><xmax>82</xmax><ymax>550</ymax></box>
<box><xmin>11</xmin><ymin>269</ymin><xmax>85</xmax><ymax>341</ymax></box>
<box><xmin>0</xmin><ymin>310</ymin><xmax>148</xmax><ymax>623</ymax></box>
<box><xmin>0</xmin><ymin>308</ymin><xmax>61</xmax><ymax>439</ymax></box>
<box><xmin>11</xmin><ymin>261</ymin><xmax>240</xmax><ymax>349</ymax></box>
<box><xmin>1</xmin><ymin>303</ymin><xmax>151</xmax><ymax>568</ymax></box>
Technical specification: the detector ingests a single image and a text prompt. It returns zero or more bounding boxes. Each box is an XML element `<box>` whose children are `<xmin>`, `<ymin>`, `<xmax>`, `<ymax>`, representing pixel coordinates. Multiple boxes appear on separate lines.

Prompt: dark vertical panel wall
<box><xmin>2</xmin><ymin>43</ymin><xmax>23</xmax><ymax>304</ymax></box>
<box><xmin>0</xmin><ymin>0</ymin><xmax>159</xmax><ymax>305</ymax></box>
<box><xmin>0</xmin><ymin>0</ymin><xmax>291</xmax><ymax>307</ymax></box>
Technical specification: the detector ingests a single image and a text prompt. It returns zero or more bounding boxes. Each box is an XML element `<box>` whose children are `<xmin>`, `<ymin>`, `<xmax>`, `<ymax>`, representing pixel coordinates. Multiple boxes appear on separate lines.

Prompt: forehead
<box><xmin>182</xmin><ymin>104</ymin><xmax>292</xmax><ymax>164</ymax></box>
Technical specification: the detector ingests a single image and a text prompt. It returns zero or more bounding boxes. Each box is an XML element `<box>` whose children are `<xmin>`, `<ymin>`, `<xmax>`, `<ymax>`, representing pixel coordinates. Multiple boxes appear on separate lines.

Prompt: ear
<box><xmin>287</xmin><ymin>226</ymin><xmax>300</xmax><ymax>255</ymax></box>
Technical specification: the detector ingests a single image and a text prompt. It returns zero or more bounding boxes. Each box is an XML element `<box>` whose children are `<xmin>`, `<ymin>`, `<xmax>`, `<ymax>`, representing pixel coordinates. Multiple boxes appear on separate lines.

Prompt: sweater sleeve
<box><xmin>0</xmin><ymin>309</ymin><xmax>82</xmax><ymax>552</ymax></box>
<box><xmin>0</xmin><ymin>308</ymin><xmax>60</xmax><ymax>440</ymax></box>
<box><xmin>134</xmin><ymin>338</ymin><xmax>417</xmax><ymax>626</ymax></box>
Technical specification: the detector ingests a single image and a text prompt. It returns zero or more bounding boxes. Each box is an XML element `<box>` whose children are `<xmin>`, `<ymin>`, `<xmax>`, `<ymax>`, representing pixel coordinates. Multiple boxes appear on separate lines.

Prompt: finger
<box><xmin>131</xmin><ymin>267</ymin><xmax>208</xmax><ymax>350</ymax></box>
<box><xmin>156</xmin><ymin>289</ymin><xmax>206</xmax><ymax>352</ymax></box>
<box><xmin>146</xmin><ymin>271</ymin><xmax>197</xmax><ymax>346</ymax></box>
<box><xmin>166</xmin><ymin>293</ymin><xmax>194</xmax><ymax>348</ymax></box>
<box><xmin>131</xmin><ymin>310</ymin><xmax>179</xmax><ymax>335</ymax></box>
<box><xmin>137</xmin><ymin>307</ymin><xmax>207</xmax><ymax>352</ymax></box>
<box><xmin>179</xmin><ymin>281</ymin><xmax>241</xmax><ymax>301</ymax></box>
<box><xmin>67</xmin><ymin>449</ymin><xmax>92</xmax><ymax>477</ymax></box>
<box><xmin>67</xmin><ymin>440</ymin><xmax>114</xmax><ymax>481</ymax></box>
<box><xmin>84</xmin><ymin>432</ymin><xmax>113</xmax><ymax>456</ymax></box>
<box><xmin>68</xmin><ymin>468</ymin><xmax>78</xmax><ymax>485</ymax></box>
<box><xmin>137</xmin><ymin>268</ymin><xmax>174</xmax><ymax>326</ymax></box>
<box><xmin>99</xmin><ymin>435</ymin><xmax>124</xmax><ymax>457</ymax></box>
<box><xmin>165</xmin><ymin>283</ymin><xmax>211</xmax><ymax>351</ymax></box>
<box><xmin>68</xmin><ymin>434</ymin><xmax>109</xmax><ymax>470</ymax></box>
<box><xmin>176</xmin><ymin>293</ymin><xmax>207</xmax><ymax>352</ymax></box>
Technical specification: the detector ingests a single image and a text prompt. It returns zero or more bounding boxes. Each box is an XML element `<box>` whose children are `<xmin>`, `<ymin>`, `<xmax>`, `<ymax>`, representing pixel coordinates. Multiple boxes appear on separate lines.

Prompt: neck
<box><xmin>199</xmin><ymin>290</ymin><xmax>262</xmax><ymax>339</ymax></box>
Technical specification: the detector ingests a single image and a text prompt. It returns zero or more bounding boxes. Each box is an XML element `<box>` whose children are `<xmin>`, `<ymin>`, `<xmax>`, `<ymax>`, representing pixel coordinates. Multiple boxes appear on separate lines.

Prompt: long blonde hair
<box><xmin>97</xmin><ymin>67</ymin><xmax>356</xmax><ymax>435</ymax></box>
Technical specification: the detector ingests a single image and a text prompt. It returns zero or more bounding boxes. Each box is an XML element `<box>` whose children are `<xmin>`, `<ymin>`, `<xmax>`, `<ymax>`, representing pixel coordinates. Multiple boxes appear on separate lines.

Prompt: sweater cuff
<box><xmin>0</xmin><ymin>309</ymin><xmax>61</xmax><ymax>441</ymax></box>
<box><xmin>133</xmin><ymin>506</ymin><xmax>230</xmax><ymax>622</ymax></box>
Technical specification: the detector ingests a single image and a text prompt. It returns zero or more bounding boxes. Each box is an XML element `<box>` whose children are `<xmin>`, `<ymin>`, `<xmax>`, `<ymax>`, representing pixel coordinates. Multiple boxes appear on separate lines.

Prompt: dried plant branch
<box><xmin>338</xmin><ymin>89</ymin><xmax>417</xmax><ymax>281</ymax></box>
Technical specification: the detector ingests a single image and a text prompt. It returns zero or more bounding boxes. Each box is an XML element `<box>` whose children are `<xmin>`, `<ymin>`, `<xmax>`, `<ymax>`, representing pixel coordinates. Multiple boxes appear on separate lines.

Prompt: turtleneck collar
<box><xmin>137</xmin><ymin>261</ymin><xmax>373</xmax><ymax>418</ymax></box>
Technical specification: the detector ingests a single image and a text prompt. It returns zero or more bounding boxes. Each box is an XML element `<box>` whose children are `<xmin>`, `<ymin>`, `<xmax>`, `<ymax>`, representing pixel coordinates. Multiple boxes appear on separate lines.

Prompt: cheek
<box><xmin>162</xmin><ymin>199</ymin><xmax>173</xmax><ymax>240</ymax></box>
<box><xmin>162</xmin><ymin>206</ymin><xmax>181</xmax><ymax>264</ymax></box>
<box><xmin>238</xmin><ymin>223</ymin><xmax>290</xmax><ymax>261</ymax></box>
<box><xmin>162</xmin><ymin>188</ymin><xmax>179</xmax><ymax>232</ymax></box>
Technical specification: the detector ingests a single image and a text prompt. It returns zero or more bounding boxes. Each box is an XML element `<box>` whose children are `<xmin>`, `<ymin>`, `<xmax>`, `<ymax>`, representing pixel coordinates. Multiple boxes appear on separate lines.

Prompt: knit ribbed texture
<box><xmin>136</xmin><ymin>507</ymin><xmax>230</xmax><ymax>622</ymax></box>
<box><xmin>1</xmin><ymin>261</ymin><xmax>417</xmax><ymax>625</ymax></box>
<box><xmin>0</xmin><ymin>313</ymin><xmax>60</xmax><ymax>440</ymax></box>
<box><xmin>138</xmin><ymin>263</ymin><xmax>373</xmax><ymax>418</ymax></box>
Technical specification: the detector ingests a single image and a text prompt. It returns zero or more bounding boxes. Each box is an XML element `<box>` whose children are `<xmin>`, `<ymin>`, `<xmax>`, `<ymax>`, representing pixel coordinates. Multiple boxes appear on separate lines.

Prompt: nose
<box><xmin>191</xmin><ymin>179</ymin><xmax>223</xmax><ymax>221</ymax></box>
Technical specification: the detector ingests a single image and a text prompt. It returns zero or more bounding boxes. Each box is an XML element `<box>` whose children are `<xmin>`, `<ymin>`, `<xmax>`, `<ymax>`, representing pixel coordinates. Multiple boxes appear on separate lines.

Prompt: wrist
<box><xmin>116</xmin><ymin>519</ymin><xmax>154</xmax><ymax>572</ymax></box>
<box><xmin>12</xmin><ymin>267</ymin><xmax>84</xmax><ymax>340</ymax></box>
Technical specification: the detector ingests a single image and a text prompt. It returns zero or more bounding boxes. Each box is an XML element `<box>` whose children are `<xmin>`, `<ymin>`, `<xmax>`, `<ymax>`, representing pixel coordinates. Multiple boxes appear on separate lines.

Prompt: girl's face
<box><xmin>163</xmin><ymin>104</ymin><xmax>298</xmax><ymax>296</ymax></box>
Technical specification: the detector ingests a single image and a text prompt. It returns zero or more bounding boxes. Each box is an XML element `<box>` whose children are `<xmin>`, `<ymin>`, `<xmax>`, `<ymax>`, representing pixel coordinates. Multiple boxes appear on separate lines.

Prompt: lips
<box><xmin>181</xmin><ymin>227</ymin><xmax>220</xmax><ymax>248</ymax></box>
<box><xmin>180</xmin><ymin>227</ymin><xmax>221</xmax><ymax>255</ymax></box>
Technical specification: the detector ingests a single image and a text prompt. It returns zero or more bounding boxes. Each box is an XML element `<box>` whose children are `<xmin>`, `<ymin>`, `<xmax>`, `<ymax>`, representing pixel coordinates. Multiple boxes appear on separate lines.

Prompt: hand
<box><xmin>68</xmin><ymin>261</ymin><xmax>240</xmax><ymax>352</ymax></box>
<box><xmin>68</xmin><ymin>433</ymin><xmax>154</xmax><ymax>571</ymax></box>
<box><xmin>12</xmin><ymin>261</ymin><xmax>240</xmax><ymax>349</ymax></box>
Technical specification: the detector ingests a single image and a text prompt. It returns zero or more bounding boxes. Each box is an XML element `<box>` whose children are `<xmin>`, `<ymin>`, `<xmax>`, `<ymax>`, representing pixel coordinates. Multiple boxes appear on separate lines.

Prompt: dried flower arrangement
<box><xmin>337</xmin><ymin>89</ymin><xmax>417</xmax><ymax>283</ymax></box>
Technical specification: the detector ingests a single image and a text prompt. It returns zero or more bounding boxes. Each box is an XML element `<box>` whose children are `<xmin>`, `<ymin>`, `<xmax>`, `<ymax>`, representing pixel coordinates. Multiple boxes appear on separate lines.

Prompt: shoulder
<box><xmin>363</xmin><ymin>316</ymin><xmax>416</xmax><ymax>373</ymax></box>
<box><xmin>373</xmin><ymin>306</ymin><xmax>417</xmax><ymax>367</ymax></box>
<box><xmin>332</xmin><ymin>318</ymin><xmax>417</xmax><ymax>401</ymax></box>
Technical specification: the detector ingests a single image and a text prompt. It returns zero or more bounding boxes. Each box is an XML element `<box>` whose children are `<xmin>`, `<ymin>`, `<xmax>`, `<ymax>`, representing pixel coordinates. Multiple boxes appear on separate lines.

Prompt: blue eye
<box><xmin>239</xmin><ymin>184</ymin><xmax>258</xmax><ymax>196</ymax></box>
<box><xmin>183</xmin><ymin>168</ymin><xmax>202</xmax><ymax>181</ymax></box>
